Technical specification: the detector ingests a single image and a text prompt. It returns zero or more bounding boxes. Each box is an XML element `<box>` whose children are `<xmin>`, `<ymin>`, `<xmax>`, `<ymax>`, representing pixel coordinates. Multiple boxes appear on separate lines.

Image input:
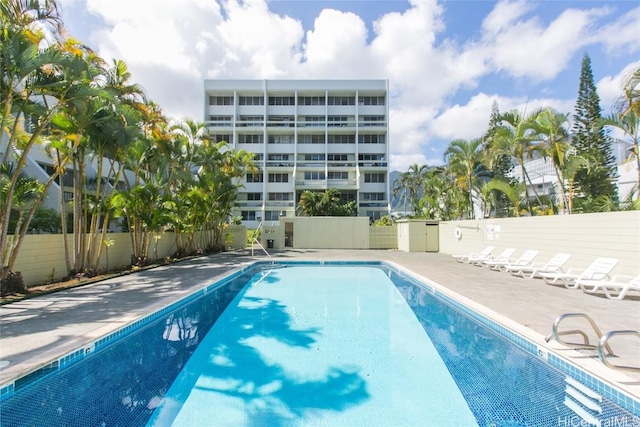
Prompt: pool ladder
<box><xmin>545</xmin><ymin>312</ymin><xmax>640</xmax><ymax>372</ymax></box>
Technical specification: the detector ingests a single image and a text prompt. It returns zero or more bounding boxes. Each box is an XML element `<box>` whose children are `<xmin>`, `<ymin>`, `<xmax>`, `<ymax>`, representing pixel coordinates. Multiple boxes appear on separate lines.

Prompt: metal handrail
<box><xmin>545</xmin><ymin>313</ymin><xmax>615</xmax><ymax>356</ymax></box>
<box><xmin>598</xmin><ymin>330</ymin><xmax>640</xmax><ymax>372</ymax></box>
<box><xmin>250</xmin><ymin>221</ymin><xmax>273</xmax><ymax>262</ymax></box>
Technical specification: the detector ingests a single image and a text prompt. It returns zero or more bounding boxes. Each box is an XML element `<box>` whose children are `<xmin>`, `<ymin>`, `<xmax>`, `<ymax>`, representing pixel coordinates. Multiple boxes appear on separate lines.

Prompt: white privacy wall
<box><xmin>438</xmin><ymin>211</ymin><xmax>640</xmax><ymax>277</ymax></box>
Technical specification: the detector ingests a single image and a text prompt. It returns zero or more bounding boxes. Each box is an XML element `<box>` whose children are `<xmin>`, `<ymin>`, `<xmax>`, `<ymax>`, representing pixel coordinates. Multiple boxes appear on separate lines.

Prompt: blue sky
<box><xmin>58</xmin><ymin>0</ymin><xmax>639</xmax><ymax>172</ymax></box>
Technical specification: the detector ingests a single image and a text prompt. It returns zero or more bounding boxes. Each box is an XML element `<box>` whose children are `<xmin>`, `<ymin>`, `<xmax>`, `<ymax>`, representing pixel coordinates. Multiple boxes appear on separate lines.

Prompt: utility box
<box><xmin>397</xmin><ymin>219</ymin><xmax>439</xmax><ymax>252</ymax></box>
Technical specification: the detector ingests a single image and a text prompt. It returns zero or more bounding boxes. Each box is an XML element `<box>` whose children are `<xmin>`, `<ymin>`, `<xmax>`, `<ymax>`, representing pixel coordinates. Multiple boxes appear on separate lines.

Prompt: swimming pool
<box><xmin>0</xmin><ymin>262</ymin><xmax>638</xmax><ymax>426</ymax></box>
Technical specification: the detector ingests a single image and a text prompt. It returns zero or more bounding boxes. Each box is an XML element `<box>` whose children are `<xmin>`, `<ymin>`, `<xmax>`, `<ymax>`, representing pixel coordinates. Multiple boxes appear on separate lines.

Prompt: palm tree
<box><xmin>493</xmin><ymin>109</ymin><xmax>543</xmax><ymax>215</ymax></box>
<box><xmin>444</xmin><ymin>138</ymin><xmax>485</xmax><ymax>219</ymax></box>
<box><xmin>0</xmin><ymin>1</ymin><xmax>91</xmax><ymax>276</ymax></box>
<box><xmin>392</xmin><ymin>164</ymin><xmax>428</xmax><ymax>216</ymax></box>
<box><xmin>418</xmin><ymin>166</ymin><xmax>459</xmax><ymax>220</ymax></box>
<box><xmin>533</xmin><ymin>108</ymin><xmax>571</xmax><ymax>212</ymax></box>
<box><xmin>296</xmin><ymin>189</ymin><xmax>355</xmax><ymax>217</ymax></box>
<box><xmin>561</xmin><ymin>154</ymin><xmax>590</xmax><ymax>214</ymax></box>
<box><xmin>297</xmin><ymin>191</ymin><xmax>324</xmax><ymax>216</ymax></box>
<box><xmin>483</xmin><ymin>178</ymin><xmax>527</xmax><ymax>217</ymax></box>
<box><xmin>615</xmin><ymin>65</ymin><xmax>640</xmax><ymax>117</ymax></box>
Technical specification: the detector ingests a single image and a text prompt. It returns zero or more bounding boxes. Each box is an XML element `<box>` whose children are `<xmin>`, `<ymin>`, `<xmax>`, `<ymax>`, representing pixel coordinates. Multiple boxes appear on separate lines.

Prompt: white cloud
<box><xmin>596</xmin><ymin>6</ymin><xmax>640</xmax><ymax>55</ymax></box>
<box><xmin>597</xmin><ymin>61</ymin><xmax>640</xmax><ymax>113</ymax></box>
<box><xmin>301</xmin><ymin>9</ymin><xmax>371</xmax><ymax>77</ymax></box>
<box><xmin>56</xmin><ymin>0</ymin><xmax>635</xmax><ymax>173</ymax></box>
<box><xmin>480</xmin><ymin>2</ymin><xmax>610</xmax><ymax>81</ymax></box>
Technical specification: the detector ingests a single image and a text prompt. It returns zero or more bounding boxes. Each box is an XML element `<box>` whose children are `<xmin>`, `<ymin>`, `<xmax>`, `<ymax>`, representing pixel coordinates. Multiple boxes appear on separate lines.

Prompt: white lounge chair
<box><xmin>506</xmin><ymin>253</ymin><xmax>572</xmax><ymax>279</ymax></box>
<box><xmin>475</xmin><ymin>248</ymin><xmax>516</xmax><ymax>267</ymax></box>
<box><xmin>452</xmin><ymin>246</ymin><xmax>494</xmax><ymax>264</ymax></box>
<box><xmin>577</xmin><ymin>274</ymin><xmax>640</xmax><ymax>300</ymax></box>
<box><xmin>485</xmin><ymin>250</ymin><xmax>539</xmax><ymax>272</ymax></box>
<box><xmin>539</xmin><ymin>257</ymin><xmax>619</xmax><ymax>288</ymax></box>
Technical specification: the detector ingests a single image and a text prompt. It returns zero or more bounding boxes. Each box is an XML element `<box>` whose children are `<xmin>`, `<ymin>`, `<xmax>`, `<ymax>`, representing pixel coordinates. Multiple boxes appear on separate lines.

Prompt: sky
<box><xmin>56</xmin><ymin>0</ymin><xmax>640</xmax><ymax>172</ymax></box>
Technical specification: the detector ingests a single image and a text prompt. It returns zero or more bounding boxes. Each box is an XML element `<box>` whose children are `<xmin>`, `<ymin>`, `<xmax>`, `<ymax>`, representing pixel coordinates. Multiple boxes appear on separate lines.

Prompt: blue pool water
<box><xmin>0</xmin><ymin>262</ymin><xmax>638</xmax><ymax>426</ymax></box>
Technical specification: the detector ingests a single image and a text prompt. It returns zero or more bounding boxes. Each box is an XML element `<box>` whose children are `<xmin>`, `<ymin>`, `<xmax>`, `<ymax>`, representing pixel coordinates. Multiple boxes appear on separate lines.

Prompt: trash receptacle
<box><xmin>267</xmin><ymin>239</ymin><xmax>274</xmax><ymax>249</ymax></box>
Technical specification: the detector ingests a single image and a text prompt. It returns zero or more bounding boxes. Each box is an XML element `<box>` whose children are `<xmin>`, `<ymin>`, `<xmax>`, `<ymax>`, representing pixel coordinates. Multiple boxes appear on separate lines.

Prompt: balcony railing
<box><xmin>328</xmin><ymin>161</ymin><xmax>356</xmax><ymax>167</ymax></box>
<box><xmin>235</xmin><ymin>201</ymin><xmax>263</xmax><ymax>208</ymax></box>
<box><xmin>296</xmin><ymin>161</ymin><xmax>325</xmax><ymax>168</ymax></box>
<box><xmin>265</xmin><ymin>161</ymin><xmax>294</xmax><ymax>167</ymax></box>
<box><xmin>236</xmin><ymin>122</ymin><xmax>264</xmax><ymax>127</ymax></box>
<box><xmin>358</xmin><ymin>162</ymin><xmax>387</xmax><ymax>167</ymax></box>
<box><xmin>267</xmin><ymin>120</ymin><xmax>294</xmax><ymax>127</ymax></box>
<box><xmin>206</xmin><ymin>121</ymin><xmax>233</xmax><ymax>128</ymax></box>
<box><xmin>297</xmin><ymin>122</ymin><xmax>325</xmax><ymax>128</ymax></box>
<box><xmin>327</xmin><ymin>179</ymin><xmax>357</xmax><ymax>186</ymax></box>
<box><xmin>265</xmin><ymin>201</ymin><xmax>295</xmax><ymax>208</ymax></box>
<box><xmin>358</xmin><ymin>121</ymin><xmax>387</xmax><ymax>128</ymax></box>
<box><xmin>295</xmin><ymin>180</ymin><xmax>327</xmax><ymax>187</ymax></box>
<box><xmin>359</xmin><ymin>202</ymin><xmax>387</xmax><ymax>207</ymax></box>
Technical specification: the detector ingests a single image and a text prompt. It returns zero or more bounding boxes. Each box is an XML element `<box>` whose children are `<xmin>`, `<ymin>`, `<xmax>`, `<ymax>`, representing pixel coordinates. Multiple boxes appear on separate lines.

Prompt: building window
<box><xmin>298</xmin><ymin>96</ymin><xmax>325</xmax><ymax>106</ymax></box>
<box><xmin>328</xmin><ymin>154</ymin><xmax>348</xmax><ymax>161</ymax></box>
<box><xmin>210</xmin><ymin>134</ymin><xmax>232</xmax><ymax>143</ymax></box>
<box><xmin>361</xmin><ymin>116</ymin><xmax>385</xmax><ymax>126</ymax></box>
<box><xmin>238</xmin><ymin>134</ymin><xmax>263</xmax><ymax>144</ymax></box>
<box><xmin>327</xmin><ymin>116</ymin><xmax>348</xmax><ymax>127</ymax></box>
<box><xmin>358</xmin><ymin>96</ymin><xmax>385</xmax><ymax>106</ymax></box>
<box><xmin>63</xmin><ymin>191</ymin><xmax>74</xmax><ymax>202</ymax></box>
<box><xmin>268</xmin><ymin>192</ymin><xmax>292</xmax><ymax>201</ymax></box>
<box><xmin>246</xmin><ymin>173</ymin><xmax>263</xmax><ymax>183</ymax></box>
<box><xmin>328</xmin><ymin>171</ymin><xmax>348</xmax><ymax>180</ymax></box>
<box><xmin>247</xmin><ymin>192</ymin><xmax>262</xmax><ymax>201</ymax></box>
<box><xmin>268</xmin><ymin>154</ymin><xmax>289</xmax><ymax>161</ymax></box>
<box><xmin>299</xmin><ymin>134</ymin><xmax>325</xmax><ymax>144</ymax></box>
<box><xmin>339</xmin><ymin>193</ymin><xmax>356</xmax><ymax>202</ymax></box>
<box><xmin>238</xmin><ymin>96</ymin><xmax>264</xmax><ymax>105</ymax></box>
<box><xmin>362</xmin><ymin>192</ymin><xmax>385</xmax><ymax>201</ymax></box>
<box><xmin>241</xmin><ymin>211</ymin><xmax>257</xmax><ymax>221</ymax></box>
<box><xmin>328</xmin><ymin>135</ymin><xmax>355</xmax><ymax>144</ymax></box>
<box><xmin>302</xmin><ymin>116</ymin><xmax>324</xmax><ymax>127</ymax></box>
<box><xmin>268</xmin><ymin>173</ymin><xmax>289</xmax><ymax>183</ymax></box>
<box><xmin>305</xmin><ymin>154</ymin><xmax>325</xmax><ymax>161</ymax></box>
<box><xmin>268</xmin><ymin>96</ymin><xmax>295</xmax><ymax>106</ymax></box>
<box><xmin>268</xmin><ymin>135</ymin><xmax>294</xmax><ymax>144</ymax></box>
<box><xmin>208</xmin><ymin>116</ymin><xmax>232</xmax><ymax>126</ymax></box>
<box><xmin>359</xmin><ymin>154</ymin><xmax>384</xmax><ymax>161</ymax></box>
<box><xmin>238</xmin><ymin>115</ymin><xmax>263</xmax><ymax>127</ymax></box>
<box><xmin>267</xmin><ymin>115</ymin><xmax>294</xmax><ymax>127</ymax></box>
<box><xmin>358</xmin><ymin>134</ymin><xmax>385</xmax><ymax>144</ymax></box>
<box><xmin>366</xmin><ymin>210</ymin><xmax>385</xmax><ymax>221</ymax></box>
<box><xmin>304</xmin><ymin>171</ymin><xmax>325</xmax><ymax>180</ymax></box>
<box><xmin>364</xmin><ymin>173</ymin><xmax>385</xmax><ymax>183</ymax></box>
<box><xmin>264</xmin><ymin>210</ymin><xmax>282</xmax><ymax>221</ymax></box>
<box><xmin>327</xmin><ymin>96</ymin><xmax>355</xmax><ymax>106</ymax></box>
<box><xmin>209</xmin><ymin>96</ymin><xmax>234</xmax><ymax>105</ymax></box>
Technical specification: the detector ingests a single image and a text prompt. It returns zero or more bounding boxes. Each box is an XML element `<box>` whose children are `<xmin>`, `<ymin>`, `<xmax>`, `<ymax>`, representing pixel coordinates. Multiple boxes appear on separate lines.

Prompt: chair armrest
<box><xmin>610</xmin><ymin>274</ymin><xmax>636</xmax><ymax>282</ymax></box>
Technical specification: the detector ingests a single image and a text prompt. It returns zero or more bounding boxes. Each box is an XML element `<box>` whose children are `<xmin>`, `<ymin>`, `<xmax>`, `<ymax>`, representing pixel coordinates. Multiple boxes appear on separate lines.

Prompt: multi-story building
<box><xmin>203</xmin><ymin>79</ymin><xmax>390</xmax><ymax>227</ymax></box>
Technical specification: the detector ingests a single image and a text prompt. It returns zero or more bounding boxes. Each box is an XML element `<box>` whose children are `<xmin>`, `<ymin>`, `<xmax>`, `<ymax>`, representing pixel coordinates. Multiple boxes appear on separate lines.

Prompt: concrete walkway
<box><xmin>1</xmin><ymin>249</ymin><xmax>639</xmax><ymax>398</ymax></box>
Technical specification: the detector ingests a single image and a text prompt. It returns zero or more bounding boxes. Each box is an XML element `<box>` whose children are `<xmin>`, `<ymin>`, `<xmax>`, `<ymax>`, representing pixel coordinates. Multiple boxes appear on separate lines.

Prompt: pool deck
<box><xmin>1</xmin><ymin>249</ymin><xmax>639</xmax><ymax>399</ymax></box>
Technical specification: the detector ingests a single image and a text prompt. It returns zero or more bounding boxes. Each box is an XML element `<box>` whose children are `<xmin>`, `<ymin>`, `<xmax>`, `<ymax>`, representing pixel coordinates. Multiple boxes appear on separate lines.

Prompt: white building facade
<box><xmin>204</xmin><ymin>79</ymin><xmax>391</xmax><ymax>227</ymax></box>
